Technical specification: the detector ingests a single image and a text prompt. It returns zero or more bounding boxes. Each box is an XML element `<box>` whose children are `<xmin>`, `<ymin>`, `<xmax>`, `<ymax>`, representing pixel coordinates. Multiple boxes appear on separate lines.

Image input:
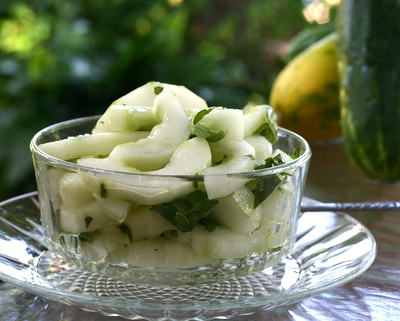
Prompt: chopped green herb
<box><xmin>255</xmin><ymin>154</ymin><xmax>285</xmax><ymax>170</ymax></box>
<box><xmin>154</xmin><ymin>86</ymin><xmax>164</xmax><ymax>95</ymax></box>
<box><xmin>79</xmin><ymin>232</ymin><xmax>93</xmax><ymax>243</ymax></box>
<box><xmin>84</xmin><ymin>216</ymin><xmax>93</xmax><ymax>229</ymax></box>
<box><xmin>247</xmin><ymin>175</ymin><xmax>283</xmax><ymax>208</ymax></box>
<box><xmin>289</xmin><ymin>148</ymin><xmax>303</xmax><ymax>159</ymax></box>
<box><xmin>191</xmin><ymin>108</ymin><xmax>227</xmax><ymax>142</ymax></box>
<box><xmin>118</xmin><ymin>223</ymin><xmax>133</xmax><ymax>243</ymax></box>
<box><xmin>150</xmin><ymin>190</ymin><xmax>218</xmax><ymax>233</ymax></box>
<box><xmin>249</xmin><ymin>153</ymin><xmax>287</xmax><ymax>207</ymax></box>
<box><xmin>191</xmin><ymin>126</ymin><xmax>227</xmax><ymax>142</ymax></box>
<box><xmin>100</xmin><ymin>183</ymin><xmax>107</xmax><ymax>198</ymax></box>
<box><xmin>214</xmin><ymin>154</ymin><xmax>228</xmax><ymax>165</ymax></box>
<box><xmin>199</xmin><ymin>217</ymin><xmax>218</xmax><ymax>232</ymax></box>
<box><xmin>193</xmin><ymin>108</ymin><xmax>214</xmax><ymax>124</ymax></box>
<box><xmin>254</xmin><ymin>122</ymin><xmax>278</xmax><ymax>146</ymax></box>
<box><xmin>267</xmin><ymin>246</ymin><xmax>282</xmax><ymax>254</ymax></box>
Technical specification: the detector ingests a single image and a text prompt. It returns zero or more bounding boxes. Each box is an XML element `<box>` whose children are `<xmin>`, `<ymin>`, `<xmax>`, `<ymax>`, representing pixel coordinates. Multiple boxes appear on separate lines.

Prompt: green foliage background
<box><xmin>0</xmin><ymin>0</ymin><xmax>308</xmax><ymax>201</ymax></box>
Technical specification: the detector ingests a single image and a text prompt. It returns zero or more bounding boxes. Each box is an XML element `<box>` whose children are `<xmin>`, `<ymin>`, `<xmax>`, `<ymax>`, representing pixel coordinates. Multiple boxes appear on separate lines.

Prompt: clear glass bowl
<box><xmin>30</xmin><ymin>116</ymin><xmax>311</xmax><ymax>286</ymax></box>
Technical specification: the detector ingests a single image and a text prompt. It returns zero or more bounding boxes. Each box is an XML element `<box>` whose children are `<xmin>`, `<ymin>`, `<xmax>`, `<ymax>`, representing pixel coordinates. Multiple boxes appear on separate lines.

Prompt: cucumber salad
<box><xmin>38</xmin><ymin>82</ymin><xmax>301</xmax><ymax>270</ymax></box>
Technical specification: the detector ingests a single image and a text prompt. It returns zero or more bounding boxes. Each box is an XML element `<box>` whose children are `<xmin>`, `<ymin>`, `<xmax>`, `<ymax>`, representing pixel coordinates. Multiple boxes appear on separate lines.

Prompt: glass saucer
<box><xmin>0</xmin><ymin>192</ymin><xmax>376</xmax><ymax>321</ymax></box>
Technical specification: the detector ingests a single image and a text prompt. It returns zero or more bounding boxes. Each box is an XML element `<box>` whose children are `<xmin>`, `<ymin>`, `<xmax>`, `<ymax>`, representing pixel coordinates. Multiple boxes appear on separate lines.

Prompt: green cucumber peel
<box><xmin>150</xmin><ymin>190</ymin><xmax>218</xmax><ymax>233</ymax></box>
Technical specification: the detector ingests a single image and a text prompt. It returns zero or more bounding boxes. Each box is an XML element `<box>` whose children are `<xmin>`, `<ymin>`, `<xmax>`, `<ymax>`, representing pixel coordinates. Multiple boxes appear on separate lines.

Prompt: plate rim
<box><xmin>0</xmin><ymin>192</ymin><xmax>377</xmax><ymax>313</ymax></box>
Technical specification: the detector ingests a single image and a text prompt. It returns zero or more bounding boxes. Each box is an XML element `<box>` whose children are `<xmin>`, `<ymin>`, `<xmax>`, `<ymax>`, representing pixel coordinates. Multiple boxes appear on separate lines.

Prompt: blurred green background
<box><xmin>0</xmin><ymin>0</ymin><xmax>321</xmax><ymax>201</ymax></box>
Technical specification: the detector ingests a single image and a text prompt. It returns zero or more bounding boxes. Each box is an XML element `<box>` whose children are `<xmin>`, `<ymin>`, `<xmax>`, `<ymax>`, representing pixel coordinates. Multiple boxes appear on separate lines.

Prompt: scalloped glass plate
<box><xmin>0</xmin><ymin>192</ymin><xmax>376</xmax><ymax>321</ymax></box>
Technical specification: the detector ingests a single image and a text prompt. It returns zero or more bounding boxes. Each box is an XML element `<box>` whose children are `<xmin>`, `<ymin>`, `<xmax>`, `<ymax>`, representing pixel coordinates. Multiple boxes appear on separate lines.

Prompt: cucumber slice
<box><xmin>81</xmin><ymin>172</ymin><xmax>195</xmax><ymax>205</ymax></box>
<box><xmin>121</xmin><ymin>206</ymin><xmax>175</xmax><ymax>242</ymax></box>
<box><xmin>79</xmin><ymin>228</ymin><xmax>119</xmax><ymax>261</ymax></box>
<box><xmin>108</xmin><ymin>88</ymin><xmax>191</xmax><ymax>171</ymax></box>
<box><xmin>192</xmin><ymin>107</ymin><xmax>244</xmax><ymax>142</ymax></box>
<box><xmin>39</xmin><ymin>131</ymin><xmax>149</xmax><ymax>160</ymax></box>
<box><xmin>187</xmin><ymin>225</ymin><xmax>267</xmax><ymax>259</ymax></box>
<box><xmin>151</xmin><ymin>137</ymin><xmax>211</xmax><ymax>175</ymax></box>
<box><xmin>108</xmin><ymin>105</ymin><xmax>159</xmax><ymax>131</ymax></box>
<box><xmin>106</xmin><ymin>236</ymin><xmax>216</xmax><ymax>268</ymax></box>
<box><xmin>93</xmin><ymin>82</ymin><xmax>207</xmax><ymax>134</ymax></box>
<box><xmin>93</xmin><ymin>195</ymin><xmax>131</xmax><ymax>222</ymax></box>
<box><xmin>202</xmin><ymin>141</ymin><xmax>255</xmax><ymax>199</ymax></box>
<box><xmin>245</xmin><ymin>135</ymin><xmax>273</xmax><ymax>166</ymax></box>
<box><xmin>243</xmin><ymin>105</ymin><xmax>278</xmax><ymax>145</ymax></box>
<box><xmin>209</xmin><ymin>194</ymin><xmax>261</xmax><ymax>234</ymax></box>
<box><xmin>113</xmin><ymin>81</ymin><xmax>208</xmax><ymax>110</ymax></box>
<box><xmin>59</xmin><ymin>173</ymin><xmax>95</xmax><ymax>210</ymax></box>
<box><xmin>60</xmin><ymin>202</ymin><xmax>112</xmax><ymax>234</ymax></box>
<box><xmin>78</xmin><ymin>137</ymin><xmax>211</xmax><ymax>205</ymax></box>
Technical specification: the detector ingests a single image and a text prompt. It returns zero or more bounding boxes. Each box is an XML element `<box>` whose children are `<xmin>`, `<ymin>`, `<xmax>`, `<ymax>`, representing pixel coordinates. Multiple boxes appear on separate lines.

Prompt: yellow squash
<box><xmin>269</xmin><ymin>33</ymin><xmax>340</xmax><ymax>141</ymax></box>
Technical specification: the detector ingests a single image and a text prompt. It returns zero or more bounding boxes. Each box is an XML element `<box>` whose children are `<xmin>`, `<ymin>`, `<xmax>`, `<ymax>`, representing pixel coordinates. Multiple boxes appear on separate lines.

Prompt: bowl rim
<box><xmin>30</xmin><ymin>115</ymin><xmax>312</xmax><ymax>178</ymax></box>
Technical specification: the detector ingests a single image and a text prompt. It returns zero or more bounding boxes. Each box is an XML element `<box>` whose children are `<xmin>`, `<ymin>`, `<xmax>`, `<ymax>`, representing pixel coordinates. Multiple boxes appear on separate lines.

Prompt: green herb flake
<box><xmin>255</xmin><ymin>154</ymin><xmax>285</xmax><ymax>170</ymax></box>
<box><xmin>191</xmin><ymin>126</ymin><xmax>227</xmax><ymax>142</ymax></box>
<box><xmin>214</xmin><ymin>154</ymin><xmax>228</xmax><ymax>165</ymax></box>
<box><xmin>290</xmin><ymin>148</ymin><xmax>303</xmax><ymax>159</ymax></box>
<box><xmin>254</xmin><ymin>123</ymin><xmax>278</xmax><ymax>146</ymax></box>
<box><xmin>193</xmin><ymin>108</ymin><xmax>214</xmax><ymax>124</ymax></box>
<box><xmin>191</xmin><ymin>108</ymin><xmax>227</xmax><ymax>142</ymax></box>
<box><xmin>247</xmin><ymin>175</ymin><xmax>284</xmax><ymax>208</ymax></box>
<box><xmin>199</xmin><ymin>217</ymin><xmax>218</xmax><ymax>232</ymax></box>
<box><xmin>154</xmin><ymin>86</ymin><xmax>164</xmax><ymax>95</ymax></box>
<box><xmin>267</xmin><ymin>246</ymin><xmax>282</xmax><ymax>254</ymax></box>
<box><xmin>150</xmin><ymin>190</ymin><xmax>218</xmax><ymax>233</ymax></box>
<box><xmin>118</xmin><ymin>223</ymin><xmax>133</xmax><ymax>243</ymax></box>
<box><xmin>79</xmin><ymin>232</ymin><xmax>93</xmax><ymax>243</ymax></box>
<box><xmin>100</xmin><ymin>183</ymin><xmax>107</xmax><ymax>198</ymax></box>
<box><xmin>84</xmin><ymin>216</ymin><xmax>93</xmax><ymax>229</ymax></box>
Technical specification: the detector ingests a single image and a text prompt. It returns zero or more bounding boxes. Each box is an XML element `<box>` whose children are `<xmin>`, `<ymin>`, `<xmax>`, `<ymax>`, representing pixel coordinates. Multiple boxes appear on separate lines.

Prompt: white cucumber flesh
<box><xmin>81</xmin><ymin>172</ymin><xmax>195</xmax><ymax>205</ymax></box>
<box><xmin>39</xmin><ymin>131</ymin><xmax>149</xmax><ymax>160</ymax></box>
<box><xmin>108</xmin><ymin>105</ymin><xmax>159</xmax><ymax>131</ymax></box>
<box><xmin>257</xmin><ymin>184</ymin><xmax>295</xmax><ymax>225</ymax></box>
<box><xmin>202</xmin><ymin>141</ymin><xmax>255</xmax><ymax>199</ymax></box>
<box><xmin>79</xmin><ymin>228</ymin><xmax>119</xmax><ymax>261</ymax></box>
<box><xmin>121</xmin><ymin>206</ymin><xmax>176</xmax><ymax>242</ymax></box>
<box><xmin>210</xmin><ymin>195</ymin><xmax>261</xmax><ymax>234</ymax></box>
<box><xmin>108</xmin><ymin>88</ymin><xmax>191</xmax><ymax>171</ymax></box>
<box><xmin>78</xmin><ymin>137</ymin><xmax>211</xmax><ymax>205</ymax></box>
<box><xmin>151</xmin><ymin>137</ymin><xmax>211</xmax><ymax>175</ymax></box>
<box><xmin>188</xmin><ymin>225</ymin><xmax>267</xmax><ymax>259</ymax></box>
<box><xmin>106</xmin><ymin>236</ymin><xmax>215</xmax><ymax>268</ymax></box>
<box><xmin>194</xmin><ymin>108</ymin><xmax>244</xmax><ymax>142</ymax></box>
<box><xmin>245</xmin><ymin>135</ymin><xmax>273</xmax><ymax>165</ymax></box>
<box><xmin>60</xmin><ymin>202</ymin><xmax>112</xmax><ymax>234</ymax></box>
<box><xmin>93</xmin><ymin>195</ymin><xmax>131</xmax><ymax>222</ymax></box>
<box><xmin>243</xmin><ymin>104</ymin><xmax>277</xmax><ymax>137</ymax></box>
<box><xmin>59</xmin><ymin>173</ymin><xmax>95</xmax><ymax>210</ymax></box>
<box><xmin>113</xmin><ymin>81</ymin><xmax>208</xmax><ymax>110</ymax></box>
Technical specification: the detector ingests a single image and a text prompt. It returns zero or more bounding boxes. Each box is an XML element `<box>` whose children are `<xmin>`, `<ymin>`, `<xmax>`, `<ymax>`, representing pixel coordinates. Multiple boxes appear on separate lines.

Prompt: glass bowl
<box><xmin>30</xmin><ymin>116</ymin><xmax>311</xmax><ymax>286</ymax></box>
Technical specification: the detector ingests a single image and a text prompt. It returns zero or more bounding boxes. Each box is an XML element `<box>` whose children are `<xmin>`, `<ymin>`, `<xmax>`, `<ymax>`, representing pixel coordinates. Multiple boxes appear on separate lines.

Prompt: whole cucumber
<box><xmin>337</xmin><ymin>0</ymin><xmax>400</xmax><ymax>181</ymax></box>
